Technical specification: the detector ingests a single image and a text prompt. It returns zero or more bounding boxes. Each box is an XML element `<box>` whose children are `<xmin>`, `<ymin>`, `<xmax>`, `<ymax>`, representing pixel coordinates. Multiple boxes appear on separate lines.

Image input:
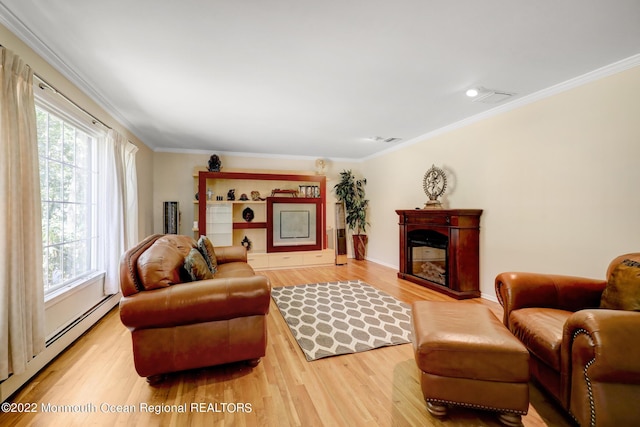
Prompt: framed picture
<box><xmin>267</xmin><ymin>197</ymin><xmax>322</xmax><ymax>252</ymax></box>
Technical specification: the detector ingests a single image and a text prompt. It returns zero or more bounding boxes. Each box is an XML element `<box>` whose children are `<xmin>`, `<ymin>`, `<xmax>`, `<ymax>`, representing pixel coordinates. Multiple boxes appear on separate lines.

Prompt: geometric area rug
<box><xmin>270</xmin><ymin>280</ymin><xmax>413</xmax><ymax>361</ymax></box>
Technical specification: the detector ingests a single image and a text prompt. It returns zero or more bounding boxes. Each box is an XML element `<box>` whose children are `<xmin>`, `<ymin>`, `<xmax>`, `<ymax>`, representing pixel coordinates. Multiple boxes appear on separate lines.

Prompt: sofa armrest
<box><xmin>120</xmin><ymin>274</ymin><xmax>270</xmax><ymax>330</ymax></box>
<box><xmin>563</xmin><ymin>309</ymin><xmax>640</xmax><ymax>383</ymax></box>
<box><xmin>214</xmin><ymin>245</ymin><xmax>247</xmax><ymax>264</ymax></box>
<box><xmin>495</xmin><ymin>272</ymin><xmax>606</xmax><ymax>328</ymax></box>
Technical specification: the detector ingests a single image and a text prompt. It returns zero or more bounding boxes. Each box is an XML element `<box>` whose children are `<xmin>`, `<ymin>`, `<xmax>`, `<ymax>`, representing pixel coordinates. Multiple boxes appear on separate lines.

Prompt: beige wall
<box><xmin>363</xmin><ymin>65</ymin><xmax>640</xmax><ymax>299</ymax></box>
<box><xmin>1</xmin><ymin>24</ymin><xmax>154</xmax><ymax>241</ymax></box>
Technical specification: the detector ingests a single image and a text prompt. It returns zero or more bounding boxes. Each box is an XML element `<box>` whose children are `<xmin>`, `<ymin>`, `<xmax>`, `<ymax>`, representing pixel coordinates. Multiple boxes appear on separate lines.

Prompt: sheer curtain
<box><xmin>101</xmin><ymin>129</ymin><xmax>138</xmax><ymax>295</ymax></box>
<box><xmin>0</xmin><ymin>48</ymin><xmax>45</xmax><ymax>381</ymax></box>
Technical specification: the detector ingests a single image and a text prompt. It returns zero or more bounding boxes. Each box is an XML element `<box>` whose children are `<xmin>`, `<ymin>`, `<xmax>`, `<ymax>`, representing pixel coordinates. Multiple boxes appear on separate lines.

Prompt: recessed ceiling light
<box><xmin>466</xmin><ymin>87</ymin><xmax>515</xmax><ymax>104</ymax></box>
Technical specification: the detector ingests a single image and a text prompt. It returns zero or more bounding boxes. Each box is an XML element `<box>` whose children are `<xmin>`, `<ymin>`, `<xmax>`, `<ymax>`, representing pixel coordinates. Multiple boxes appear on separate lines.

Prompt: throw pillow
<box><xmin>197</xmin><ymin>235</ymin><xmax>218</xmax><ymax>274</ymax></box>
<box><xmin>184</xmin><ymin>248</ymin><xmax>214</xmax><ymax>281</ymax></box>
<box><xmin>600</xmin><ymin>259</ymin><xmax>640</xmax><ymax>311</ymax></box>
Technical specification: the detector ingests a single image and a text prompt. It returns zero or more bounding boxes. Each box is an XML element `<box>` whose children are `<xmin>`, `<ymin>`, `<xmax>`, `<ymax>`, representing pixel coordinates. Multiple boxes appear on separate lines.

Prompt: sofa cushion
<box><xmin>197</xmin><ymin>235</ymin><xmax>218</xmax><ymax>273</ymax></box>
<box><xmin>600</xmin><ymin>259</ymin><xmax>640</xmax><ymax>311</ymax></box>
<box><xmin>184</xmin><ymin>248</ymin><xmax>214</xmax><ymax>281</ymax></box>
<box><xmin>215</xmin><ymin>261</ymin><xmax>255</xmax><ymax>278</ymax></box>
<box><xmin>136</xmin><ymin>241</ymin><xmax>187</xmax><ymax>290</ymax></box>
<box><xmin>509</xmin><ymin>307</ymin><xmax>571</xmax><ymax>371</ymax></box>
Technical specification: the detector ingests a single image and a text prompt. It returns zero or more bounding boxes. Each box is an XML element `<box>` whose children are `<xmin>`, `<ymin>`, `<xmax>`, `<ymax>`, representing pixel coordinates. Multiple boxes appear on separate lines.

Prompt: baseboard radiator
<box><xmin>0</xmin><ymin>294</ymin><xmax>120</xmax><ymax>402</ymax></box>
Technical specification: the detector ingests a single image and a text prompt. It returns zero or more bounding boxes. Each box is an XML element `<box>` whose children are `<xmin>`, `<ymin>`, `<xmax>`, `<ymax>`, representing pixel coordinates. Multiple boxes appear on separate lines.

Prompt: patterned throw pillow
<box><xmin>197</xmin><ymin>235</ymin><xmax>218</xmax><ymax>274</ymax></box>
<box><xmin>600</xmin><ymin>259</ymin><xmax>640</xmax><ymax>311</ymax></box>
<box><xmin>184</xmin><ymin>248</ymin><xmax>214</xmax><ymax>281</ymax></box>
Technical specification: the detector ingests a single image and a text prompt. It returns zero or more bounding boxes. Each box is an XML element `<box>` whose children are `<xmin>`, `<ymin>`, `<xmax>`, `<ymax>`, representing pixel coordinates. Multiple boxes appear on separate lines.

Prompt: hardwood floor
<box><xmin>1</xmin><ymin>261</ymin><xmax>574</xmax><ymax>427</ymax></box>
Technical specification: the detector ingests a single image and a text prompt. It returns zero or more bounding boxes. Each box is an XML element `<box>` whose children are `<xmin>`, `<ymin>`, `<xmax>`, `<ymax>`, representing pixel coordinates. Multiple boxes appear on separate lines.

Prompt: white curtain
<box><xmin>101</xmin><ymin>129</ymin><xmax>138</xmax><ymax>295</ymax></box>
<box><xmin>0</xmin><ymin>48</ymin><xmax>45</xmax><ymax>381</ymax></box>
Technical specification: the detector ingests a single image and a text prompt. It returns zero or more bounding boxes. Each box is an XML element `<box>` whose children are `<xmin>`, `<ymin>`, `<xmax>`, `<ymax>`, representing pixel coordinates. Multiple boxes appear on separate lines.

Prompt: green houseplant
<box><xmin>333</xmin><ymin>170</ymin><xmax>369</xmax><ymax>260</ymax></box>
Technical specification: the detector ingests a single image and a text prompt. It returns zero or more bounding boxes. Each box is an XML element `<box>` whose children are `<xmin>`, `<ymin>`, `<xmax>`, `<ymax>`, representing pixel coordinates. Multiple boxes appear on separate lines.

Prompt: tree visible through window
<box><xmin>37</xmin><ymin>105</ymin><xmax>99</xmax><ymax>294</ymax></box>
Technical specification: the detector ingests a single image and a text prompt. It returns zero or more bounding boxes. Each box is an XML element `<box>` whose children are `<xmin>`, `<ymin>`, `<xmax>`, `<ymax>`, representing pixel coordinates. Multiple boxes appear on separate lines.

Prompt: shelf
<box><xmin>204</xmin><ymin>200</ymin><xmax>267</xmax><ymax>204</ymax></box>
<box><xmin>233</xmin><ymin>222</ymin><xmax>267</xmax><ymax>229</ymax></box>
<box><xmin>196</xmin><ymin>170</ymin><xmax>327</xmax><ymax>250</ymax></box>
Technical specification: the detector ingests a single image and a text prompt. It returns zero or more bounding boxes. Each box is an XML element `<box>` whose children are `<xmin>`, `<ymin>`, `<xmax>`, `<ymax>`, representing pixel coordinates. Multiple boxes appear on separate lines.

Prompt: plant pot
<box><xmin>352</xmin><ymin>234</ymin><xmax>368</xmax><ymax>260</ymax></box>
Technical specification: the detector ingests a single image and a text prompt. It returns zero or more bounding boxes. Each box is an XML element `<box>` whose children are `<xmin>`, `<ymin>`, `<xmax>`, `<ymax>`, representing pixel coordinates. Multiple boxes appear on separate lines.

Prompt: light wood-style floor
<box><xmin>1</xmin><ymin>261</ymin><xmax>574</xmax><ymax>427</ymax></box>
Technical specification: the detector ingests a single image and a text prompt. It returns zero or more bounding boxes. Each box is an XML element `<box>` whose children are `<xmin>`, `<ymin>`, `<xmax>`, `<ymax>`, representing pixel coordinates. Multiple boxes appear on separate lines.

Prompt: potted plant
<box><xmin>333</xmin><ymin>170</ymin><xmax>369</xmax><ymax>260</ymax></box>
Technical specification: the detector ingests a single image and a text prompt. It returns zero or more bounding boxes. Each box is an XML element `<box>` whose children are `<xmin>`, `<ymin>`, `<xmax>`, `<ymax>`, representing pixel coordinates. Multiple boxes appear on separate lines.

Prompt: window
<box><xmin>36</xmin><ymin>103</ymin><xmax>100</xmax><ymax>295</ymax></box>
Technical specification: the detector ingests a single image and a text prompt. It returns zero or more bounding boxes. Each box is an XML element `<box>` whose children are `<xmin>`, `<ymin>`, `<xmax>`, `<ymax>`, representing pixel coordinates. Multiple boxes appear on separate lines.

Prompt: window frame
<box><xmin>35</xmin><ymin>85</ymin><xmax>105</xmax><ymax>299</ymax></box>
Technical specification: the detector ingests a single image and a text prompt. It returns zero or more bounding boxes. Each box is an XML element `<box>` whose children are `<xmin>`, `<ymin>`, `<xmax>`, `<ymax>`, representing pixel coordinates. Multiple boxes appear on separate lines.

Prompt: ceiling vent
<box><xmin>370</xmin><ymin>136</ymin><xmax>402</xmax><ymax>143</ymax></box>
<box><xmin>472</xmin><ymin>89</ymin><xmax>515</xmax><ymax>104</ymax></box>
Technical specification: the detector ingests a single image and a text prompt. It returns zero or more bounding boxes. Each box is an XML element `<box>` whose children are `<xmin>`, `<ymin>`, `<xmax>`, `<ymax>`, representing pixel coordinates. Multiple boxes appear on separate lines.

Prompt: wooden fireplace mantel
<box><xmin>396</xmin><ymin>209</ymin><xmax>482</xmax><ymax>299</ymax></box>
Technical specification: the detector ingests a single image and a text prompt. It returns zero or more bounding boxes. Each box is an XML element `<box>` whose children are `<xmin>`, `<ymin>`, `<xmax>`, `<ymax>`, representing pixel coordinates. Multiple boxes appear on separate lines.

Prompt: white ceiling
<box><xmin>1</xmin><ymin>1</ymin><xmax>640</xmax><ymax>160</ymax></box>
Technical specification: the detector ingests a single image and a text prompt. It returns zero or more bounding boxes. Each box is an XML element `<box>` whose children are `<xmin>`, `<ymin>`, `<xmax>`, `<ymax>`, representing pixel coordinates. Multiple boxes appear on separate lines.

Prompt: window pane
<box><xmin>63</xmin><ymin>164</ymin><xmax>75</xmax><ymax>202</ymax></box>
<box><xmin>48</xmin><ymin>161</ymin><xmax>62</xmax><ymax>201</ymax></box>
<box><xmin>47</xmin><ymin>246</ymin><xmax>62</xmax><ymax>288</ymax></box>
<box><xmin>37</xmin><ymin>104</ymin><xmax>100</xmax><ymax>294</ymax></box>
<box><xmin>48</xmin><ymin>202</ymin><xmax>62</xmax><ymax>245</ymax></box>
<box><xmin>63</xmin><ymin>203</ymin><xmax>76</xmax><ymax>241</ymax></box>
<box><xmin>63</xmin><ymin>123</ymin><xmax>75</xmax><ymax>164</ymax></box>
<box><xmin>48</xmin><ymin>116</ymin><xmax>63</xmax><ymax>161</ymax></box>
<box><xmin>62</xmin><ymin>243</ymin><xmax>75</xmax><ymax>281</ymax></box>
<box><xmin>76</xmin><ymin>131</ymin><xmax>88</xmax><ymax>166</ymax></box>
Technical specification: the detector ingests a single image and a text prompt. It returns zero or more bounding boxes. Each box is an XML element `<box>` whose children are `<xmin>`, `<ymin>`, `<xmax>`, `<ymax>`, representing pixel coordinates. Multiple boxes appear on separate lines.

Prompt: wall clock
<box><xmin>423</xmin><ymin>164</ymin><xmax>447</xmax><ymax>208</ymax></box>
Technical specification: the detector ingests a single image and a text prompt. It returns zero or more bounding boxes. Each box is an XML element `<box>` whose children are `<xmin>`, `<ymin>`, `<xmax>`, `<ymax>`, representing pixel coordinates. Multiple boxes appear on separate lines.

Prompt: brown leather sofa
<box><xmin>119</xmin><ymin>234</ymin><xmax>271</xmax><ymax>383</ymax></box>
<box><xmin>495</xmin><ymin>253</ymin><xmax>640</xmax><ymax>427</ymax></box>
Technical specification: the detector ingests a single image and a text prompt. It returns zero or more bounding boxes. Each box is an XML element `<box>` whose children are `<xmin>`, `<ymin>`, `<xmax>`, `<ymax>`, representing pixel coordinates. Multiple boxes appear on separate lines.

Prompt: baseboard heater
<box><xmin>0</xmin><ymin>294</ymin><xmax>120</xmax><ymax>402</ymax></box>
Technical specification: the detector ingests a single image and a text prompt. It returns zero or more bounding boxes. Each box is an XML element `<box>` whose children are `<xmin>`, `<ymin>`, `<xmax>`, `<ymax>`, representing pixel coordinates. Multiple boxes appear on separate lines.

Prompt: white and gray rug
<box><xmin>271</xmin><ymin>280</ymin><xmax>413</xmax><ymax>361</ymax></box>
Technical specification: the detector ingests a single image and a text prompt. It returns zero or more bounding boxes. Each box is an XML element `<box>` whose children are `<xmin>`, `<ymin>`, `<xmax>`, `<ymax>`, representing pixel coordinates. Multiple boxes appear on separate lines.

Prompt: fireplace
<box><xmin>408</xmin><ymin>229</ymin><xmax>448</xmax><ymax>287</ymax></box>
<box><xmin>396</xmin><ymin>209</ymin><xmax>482</xmax><ymax>299</ymax></box>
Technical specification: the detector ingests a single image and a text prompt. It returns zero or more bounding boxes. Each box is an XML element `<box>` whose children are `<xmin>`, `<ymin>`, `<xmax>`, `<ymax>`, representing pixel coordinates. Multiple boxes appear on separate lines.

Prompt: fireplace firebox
<box><xmin>397</xmin><ymin>209</ymin><xmax>482</xmax><ymax>299</ymax></box>
<box><xmin>408</xmin><ymin>229</ymin><xmax>448</xmax><ymax>287</ymax></box>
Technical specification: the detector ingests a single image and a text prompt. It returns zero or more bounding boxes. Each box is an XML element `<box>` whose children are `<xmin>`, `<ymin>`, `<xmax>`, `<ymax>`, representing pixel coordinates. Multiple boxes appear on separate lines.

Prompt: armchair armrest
<box><xmin>563</xmin><ymin>309</ymin><xmax>640</xmax><ymax>383</ymax></box>
<box><xmin>119</xmin><ymin>274</ymin><xmax>270</xmax><ymax>330</ymax></box>
<box><xmin>495</xmin><ymin>272</ymin><xmax>606</xmax><ymax>328</ymax></box>
<box><xmin>214</xmin><ymin>245</ymin><xmax>247</xmax><ymax>264</ymax></box>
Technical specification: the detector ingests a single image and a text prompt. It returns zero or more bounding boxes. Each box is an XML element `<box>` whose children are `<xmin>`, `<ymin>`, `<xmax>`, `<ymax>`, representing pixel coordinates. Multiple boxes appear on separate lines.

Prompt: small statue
<box><xmin>241</xmin><ymin>236</ymin><xmax>252</xmax><ymax>251</ymax></box>
<box><xmin>227</xmin><ymin>189</ymin><xmax>235</xmax><ymax>201</ymax></box>
<box><xmin>251</xmin><ymin>191</ymin><xmax>265</xmax><ymax>201</ymax></box>
<box><xmin>208</xmin><ymin>154</ymin><xmax>222</xmax><ymax>172</ymax></box>
<box><xmin>242</xmin><ymin>207</ymin><xmax>254</xmax><ymax>222</ymax></box>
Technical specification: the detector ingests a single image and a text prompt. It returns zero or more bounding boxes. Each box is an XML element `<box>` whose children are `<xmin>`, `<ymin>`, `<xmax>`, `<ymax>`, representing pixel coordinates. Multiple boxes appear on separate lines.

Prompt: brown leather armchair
<box><xmin>495</xmin><ymin>253</ymin><xmax>640</xmax><ymax>426</ymax></box>
<box><xmin>119</xmin><ymin>234</ymin><xmax>271</xmax><ymax>383</ymax></box>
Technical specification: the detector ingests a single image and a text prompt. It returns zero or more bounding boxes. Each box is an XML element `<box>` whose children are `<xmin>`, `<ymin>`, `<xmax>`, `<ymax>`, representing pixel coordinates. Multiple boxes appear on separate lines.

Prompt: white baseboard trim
<box><xmin>0</xmin><ymin>294</ymin><xmax>120</xmax><ymax>402</ymax></box>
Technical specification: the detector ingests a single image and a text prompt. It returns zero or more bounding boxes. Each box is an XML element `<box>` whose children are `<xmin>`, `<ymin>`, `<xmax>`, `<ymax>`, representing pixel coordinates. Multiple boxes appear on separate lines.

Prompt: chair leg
<box><xmin>497</xmin><ymin>412</ymin><xmax>522</xmax><ymax>426</ymax></box>
<box><xmin>146</xmin><ymin>374</ymin><xmax>166</xmax><ymax>385</ymax></box>
<box><xmin>246</xmin><ymin>358</ymin><xmax>261</xmax><ymax>367</ymax></box>
<box><xmin>426</xmin><ymin>401</ymin><xmax>448</xmax><ymax>418</ymax></box>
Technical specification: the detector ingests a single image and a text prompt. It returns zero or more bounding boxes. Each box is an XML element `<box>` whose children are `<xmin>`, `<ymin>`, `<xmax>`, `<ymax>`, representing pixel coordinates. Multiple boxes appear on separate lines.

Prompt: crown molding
<box><xmin>154</xmin><ymin>146</ymin><xmax>360</xmax><ymax>164</ymax></box>
<box><xmin>364</xmin><ymin>54</ymin><xmax>640</xmax><ymax>161</ymax></box>
<box><xmin>0</xmin><ymin>4</ymin><xmax>144</xmax><ymax>143</ymax></box>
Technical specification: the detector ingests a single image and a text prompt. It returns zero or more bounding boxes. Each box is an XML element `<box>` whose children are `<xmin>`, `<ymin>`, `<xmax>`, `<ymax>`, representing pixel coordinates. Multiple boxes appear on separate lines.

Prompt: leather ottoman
<box><xmin>411</xmin><ymin>301</ymin><xmax>530</xmax><ymax>426</ymax></box>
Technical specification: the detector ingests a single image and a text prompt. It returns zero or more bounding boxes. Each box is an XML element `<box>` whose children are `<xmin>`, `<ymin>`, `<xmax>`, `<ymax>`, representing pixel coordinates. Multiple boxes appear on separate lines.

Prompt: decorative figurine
<box><xmin>208</xmin><ymin>154</ymin><xmax>222</xmax><ymax>172</ymax></box>
<box><xmin>239</xmin><ymin>193</ymin><xmax>249</xmax><ymax>201</ymax></box>
<box><xmin>206</xmin><ymin>188</ymin><xmax>213</xmax><ymax>200</ymax></box>
<box><xmin>423</xmin><ymin>164</ymin><xmax>447</xmax><ymax>209</ymax></box>
<box><xmin>242</xmin><ymin>207</ymin><xmax>254</xmax><ymax>222</ymax></box>
<box><xmin>251</xmin><ymin>191</ymin><xmax>265</xmax><ymax>201</ymax></box>
<box><xmin>241</xmin><ymin>236</ymin><xmax>252</xmax><ymax>251</ymax></box>
<box><xmin>227</xmin><ymin>189</ymin><xmax>235</xmax><ymax>201</ymax></box>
